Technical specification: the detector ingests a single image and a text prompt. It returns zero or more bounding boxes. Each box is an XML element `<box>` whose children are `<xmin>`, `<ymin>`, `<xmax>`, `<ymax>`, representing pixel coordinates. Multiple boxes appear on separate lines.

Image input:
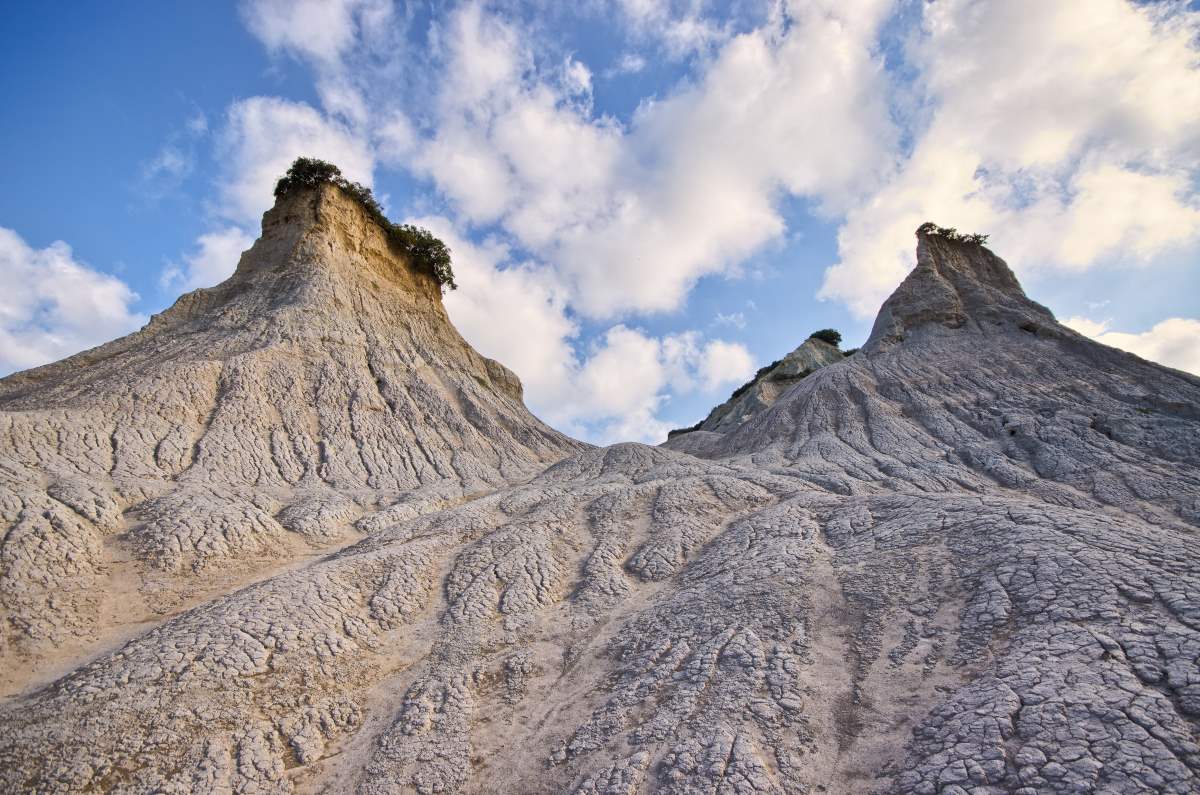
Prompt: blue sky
<box><xmin>2</xmin><ymin>0</ymin><xmax>1198</xmax><ymax>443</ymax></box>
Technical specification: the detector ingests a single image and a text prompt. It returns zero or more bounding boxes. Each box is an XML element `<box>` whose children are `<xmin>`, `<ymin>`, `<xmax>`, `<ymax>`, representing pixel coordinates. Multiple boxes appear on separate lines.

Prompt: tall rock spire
<box><xmin>0</xmin><ymin>180</ymin><xmax>584</xmax><ymax>673</ymax></box>
<box><xmin>865</xmin><ymin>225</ymin><xmax>1056</xmax><ymax>351</ymax></box>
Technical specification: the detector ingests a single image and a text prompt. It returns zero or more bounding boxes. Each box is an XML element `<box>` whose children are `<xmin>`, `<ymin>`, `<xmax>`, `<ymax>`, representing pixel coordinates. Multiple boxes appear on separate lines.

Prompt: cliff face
<box><xmin>0</xmin><ymin>183</ymin><xmax>584</xmax><ymax>689</ymax></box>
<box><xmin>2</xmin><ymin>224</ymin><xmax>1199</xmax><ymax>795</ymax></box>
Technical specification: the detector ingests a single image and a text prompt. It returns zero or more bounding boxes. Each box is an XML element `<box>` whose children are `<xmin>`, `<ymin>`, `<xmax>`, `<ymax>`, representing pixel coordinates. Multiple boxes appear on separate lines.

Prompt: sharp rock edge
<box><xmin>0</xmin><ymin>221</ymin><xmax>1198</xmax><ymax>795</ymax></box>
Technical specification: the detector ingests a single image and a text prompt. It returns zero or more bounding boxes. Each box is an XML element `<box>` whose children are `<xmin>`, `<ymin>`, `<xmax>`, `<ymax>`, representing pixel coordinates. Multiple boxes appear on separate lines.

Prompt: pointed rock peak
<box><xmin>234</xmin><ymin>157</ymin><xmax>456</xmax><ymax>301</ymax></box>
<box><xmin>864</xmin><ymin>222</ymin><xmax>1055</xmax><ymax>351</ymax></box>
<box><xmin>666</xmin><ymin>332</ymin><xmax>845</xmax><ymax>440</ymax></box>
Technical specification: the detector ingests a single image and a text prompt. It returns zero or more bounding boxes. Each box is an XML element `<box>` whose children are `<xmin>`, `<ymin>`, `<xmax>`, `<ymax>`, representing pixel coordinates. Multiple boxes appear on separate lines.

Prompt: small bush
<box><xmin>275</xmin><ymin>157</ymin><xmax>457</xmax><ymax>290</ymax></box>
<box><xmin>842</xmin><ymin>347</ymin><xmax>860</xmax><ymax>357</ymax></box>
<box><xmin>916</xmin><ymin>221</ymin><xmax>989</xmax><ymax>245</ymax></box>
<box><xmin>809</xmin><ymin>328</ymin><xmax>842</xmax><ymax>347</ymax></box>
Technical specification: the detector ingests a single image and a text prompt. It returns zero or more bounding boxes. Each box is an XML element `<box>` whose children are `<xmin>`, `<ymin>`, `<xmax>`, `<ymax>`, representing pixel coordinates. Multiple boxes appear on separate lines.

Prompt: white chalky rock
<box><xmin>1</xmin><ymin>198</ymin><xmax>1198</xmax><ymax>795</ymax></box>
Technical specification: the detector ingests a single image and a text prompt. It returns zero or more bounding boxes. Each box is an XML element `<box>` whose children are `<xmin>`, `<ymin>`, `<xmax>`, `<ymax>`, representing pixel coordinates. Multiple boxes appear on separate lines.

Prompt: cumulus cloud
<box><xmin>416</xmin><ymin>0</ymin><xmax>895</xmax><ymax>318</ymax></box>
<box><xmin>162</xmin><ymin>227</ymin><xmax>256</xmax><ymax>292</ymax></box>
<box><xmin>698</xmin><ymin>339</ymin><xmax>754</xmax><ymax>392</ymax></box>
<box><xmin>217</xmin><ymin>96</ymin><xmax>375</xmax><ymax>224</ymax></box>
<box><xmin>564</xmin><ymin>326</ymin><xmax>753</xmax><ymax>443</ymax></box>
<box><xmin>1064</xmin><ymin>316</ymin><xmax>1200</xmax><ymax>376</ymax></box>
<box><xmin>821</xmin><ymin>0</ymin><xmax>1200</xmax><ymax>317</ymax></box>
<box><xmin>240</xmin><ymin>0</ymin><xmax>393</xmax><ymax>64</ymax></box>
<box><xmin>423</xmin><ymin>216</ymin><xmax>751</xmax><ymax>442</ymax></box>
<box><xmin>614</xmin><ymin>0</ymin><xmax>728</xmax><ymax>58</ymax></box>
<box><xmin>0</xmin><ymin>228</ymin><xmax>145</xmax><ymax>374</ymax></box>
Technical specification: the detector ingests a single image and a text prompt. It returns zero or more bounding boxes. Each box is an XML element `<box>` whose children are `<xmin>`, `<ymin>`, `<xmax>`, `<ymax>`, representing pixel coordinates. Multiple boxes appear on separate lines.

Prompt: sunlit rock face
<box><xmin>1</xmin><ymin>216</ymin><xmax>1198</xmax><ymax>795</ymax></box>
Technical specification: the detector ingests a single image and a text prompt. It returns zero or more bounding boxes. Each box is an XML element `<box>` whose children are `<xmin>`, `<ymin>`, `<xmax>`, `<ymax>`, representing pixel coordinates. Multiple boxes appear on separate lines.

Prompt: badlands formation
<box><xmin>1</xmin><ymin>181</ymin><xmax>1198</xmax><ymax>794</ymax></box>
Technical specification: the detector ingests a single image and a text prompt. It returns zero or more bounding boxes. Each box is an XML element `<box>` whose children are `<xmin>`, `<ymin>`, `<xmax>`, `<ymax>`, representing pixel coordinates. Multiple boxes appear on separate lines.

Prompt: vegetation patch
<box><xmin>275</xmin><ymin>157</ymin><xmax>457</xmax><ymax>290</ymax></box>
<box><xmin>809</xmin><ymin>328</ymin><xmax>842</xmax><ymax>346</ymax></box>
<box><xmin>916</xmin><ymin>221</ymin><xmax>989</xmax><ymax>245</ymax></box>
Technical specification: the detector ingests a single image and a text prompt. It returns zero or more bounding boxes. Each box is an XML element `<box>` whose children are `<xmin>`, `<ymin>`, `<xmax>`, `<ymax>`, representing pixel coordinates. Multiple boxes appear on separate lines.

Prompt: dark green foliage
<box><xmin>275</xmin><ymin>157</ymin><xmax>457</xmax><ymax>290</ymax></box>
<box><xmin>391</xmin><ymin>224</ymin><xmax>456</xmax><ymax>290</ymax></box>
<box><xmin>808</xmin><ymin>328</ymin><xmax>842</xmax><ymax>347</ymax></box>
<box><xmin>916</xmin><ymin>221</ymin><xmax>989</xmax><ymax>246</ymax></box>
<box><xmin>842</xmin><ymin>347</ymin><xmax>860</xmax><ymax>357</ymax></box>
<box><xmin>666</xmin><ymin>420</ymin><xmax>704</xmax><ymax>438</ymax></box>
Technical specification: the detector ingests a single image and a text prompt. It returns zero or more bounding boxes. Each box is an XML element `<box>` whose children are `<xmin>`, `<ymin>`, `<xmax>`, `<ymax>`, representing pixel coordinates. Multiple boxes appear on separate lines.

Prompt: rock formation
<box><xmin>0</xmin><ymin>182</ymin><xmax>583</xmax><ymax>694</ymax></box>
<box><xmin>1</xmin><ymin>198</ymin><xmax>1198</xmax><ymax>795</ymax></box>
<box><xmin>669</xmin><ymin>336</ymin><xmax>844</xmax><ymax>437</ymax></box>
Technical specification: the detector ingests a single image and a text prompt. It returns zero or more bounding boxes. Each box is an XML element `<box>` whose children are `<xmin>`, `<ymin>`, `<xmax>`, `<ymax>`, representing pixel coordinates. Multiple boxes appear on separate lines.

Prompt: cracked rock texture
<box><xmin>0</xmin><ymin>183</ymin><xmax>582</xmax><ymax>692</ymax></box>
<box><xmin>1</xmin><ymin>209</ymin><xmax>1198</xmax><ymax>795</ymax></box>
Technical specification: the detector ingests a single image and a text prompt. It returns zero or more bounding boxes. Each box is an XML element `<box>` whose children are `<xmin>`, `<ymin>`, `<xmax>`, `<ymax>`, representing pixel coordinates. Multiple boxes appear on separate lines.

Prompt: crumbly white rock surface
<box><xmin>1</xmin><ymin>194</ymin><xmax>1197</xmax><ymax>794</ymax></box>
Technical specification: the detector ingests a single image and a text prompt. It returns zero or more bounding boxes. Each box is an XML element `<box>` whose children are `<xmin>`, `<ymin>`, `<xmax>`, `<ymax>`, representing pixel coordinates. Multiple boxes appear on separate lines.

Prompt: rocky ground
<box><xmin>1</xmin><ymin>189</ymin><xmax>1197</xmax><ymax>794</ymax></box>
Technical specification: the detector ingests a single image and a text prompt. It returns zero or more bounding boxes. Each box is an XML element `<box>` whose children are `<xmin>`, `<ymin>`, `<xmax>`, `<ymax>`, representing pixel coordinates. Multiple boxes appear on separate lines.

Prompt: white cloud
<box><xmin>1064</xmin><ymin>316</ymin><xmax>1200</xmax><ymax>376</ymax></box>
<box><xmin>139</xmin><ymin>110</ymin><xmax>211</xmax><ymax>198</ymax></box>
<box><xmin>240</xmin><ymin>0</ymin><xmax>393</xmax><ymax>64</ymax></box>
<box><xmin>559</xmin><ymin>327</ymin><xmax>750</xmax><ymax>443</ymax></box>
<box><xmin>821</xmin><ymin>0</ymin><xmax>1200</xmax><ymax>317</ymax></box>
<box><xmin>162</xmin><ymin>227</ymin><xmax>256</xmax><ymax>292</ymax></box>
<box><xmin>416</xmin><ymin>1</ymin><xmax>895</xmax><ymax>318</ymax></box>
<box><xmin>699</xmin><ymin>339</ymin><xmax>754</xmax><ymax>391</ymax></box>
<box><xmin>217</xmin><ymin>96</ymin><xmax>374</xmax><ymax>224</ymax></box>
<box><xmin>615</xmin><ymin>0</ymin><xmax>728</xmax><ymax>59</ymax></box>
<box><xmin>605</xmin><ymin>52</ymin><xmax>647</xmax><ymax>77</ymax></box>
<box><xmin>422</xmin><ymin>216</ymin><xmax>752</xmax><ymax>443</ymax></box>
<box><xmin>0</xmin><ymin>228</ymin><xmax>145</xmax><ymax>374</ymax></box>
<box><xmin>561</xmin><ymin>56</ymin><xmax>593</xmax><ymax>98</ymax></box>
<box><xmin>414</xmin><ymin>3</ymin><xmax>622</xmax><ymax>250</ymax></box>
<box><xmin>563</xmin><ymin>0</ymin><xmax>895</xmax><ymax>316</ymax></box>
<box><xmin>712</xmin><ymin>311</ymin><xmax>745</xmax><ymax>329</ymax></box>
<box><xmin>185</xmin><ymin>111</ymin><xmax>209</xmax><ymax>135</ymax></box>
<box><xmin>140</xmin><ymin>144</ymin><xmax>193</xmax><ymax>187</ymax></box>
<box><xmin>375</xmin><ymin>112</ymin><xmax>415</xmax><ymax>163</ymax></box>
<box><xmin>424</xmin><ymin>218</ymin><xmax>579</xmax><ymax>407</ymax></box>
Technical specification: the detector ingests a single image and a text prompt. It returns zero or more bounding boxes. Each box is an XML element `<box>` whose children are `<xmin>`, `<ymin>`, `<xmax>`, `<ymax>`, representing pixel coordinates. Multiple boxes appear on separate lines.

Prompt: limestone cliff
<box><xmin>1</xmin><ymin>223</ymin><xmax>1198</xmax><ymax>795</ymax></box>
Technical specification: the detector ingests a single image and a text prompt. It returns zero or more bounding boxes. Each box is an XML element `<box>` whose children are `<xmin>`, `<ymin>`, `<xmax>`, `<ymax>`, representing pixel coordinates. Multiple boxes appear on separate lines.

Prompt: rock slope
<box><xmin>1</xmin><ymin>220</ymin><xmax>1198</xmax><ymax>795</ymax></box>
<box><xmin>671</xmin><ymin>337</ymin><xmax>844</xmax><ymax>437</ymax></box>
<box><xmin>0</xmin><ymin>183</ymin><xmax>583</xmax><ymax>692</ymax></box>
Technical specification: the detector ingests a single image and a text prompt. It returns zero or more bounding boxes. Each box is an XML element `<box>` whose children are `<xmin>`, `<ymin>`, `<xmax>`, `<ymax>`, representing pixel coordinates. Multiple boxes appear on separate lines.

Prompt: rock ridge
<box><xmin>670</xmin><ymin>337</ymin><xmax>844</xmax><ymax>439</ymax></box>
